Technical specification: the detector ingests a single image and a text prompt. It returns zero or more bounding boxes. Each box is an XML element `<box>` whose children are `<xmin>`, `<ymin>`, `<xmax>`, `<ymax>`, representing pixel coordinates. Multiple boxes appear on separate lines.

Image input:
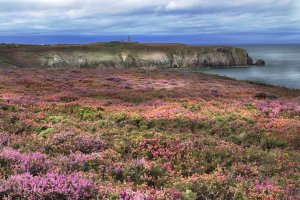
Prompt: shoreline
<box><xmin>0</xmin><ymin>42</ymin><xmax>261</xmax><ymax>68</ymax></box>
<box><xmin>173</xmin><ymin>68</ymin><xmax>300</xmax><ymax>91</ymax></box>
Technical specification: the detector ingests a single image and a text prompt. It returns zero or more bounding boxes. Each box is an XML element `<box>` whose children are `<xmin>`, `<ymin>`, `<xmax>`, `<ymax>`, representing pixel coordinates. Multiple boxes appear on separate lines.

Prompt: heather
<box><xmin>0</xmin><ymin>68</ymin><xmax>299</xmax><ymax>199</ymax></box>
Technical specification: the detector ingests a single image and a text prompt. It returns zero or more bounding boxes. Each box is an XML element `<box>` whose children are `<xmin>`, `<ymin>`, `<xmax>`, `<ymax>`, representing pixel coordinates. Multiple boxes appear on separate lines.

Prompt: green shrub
<box><xmin>40</xmin><ymin>128</ymin><xmax>55</xmax><ymax>138</ymax></box>
<box><xmin>227</xmin><ymin>135</ymin><xmax>243</xmax><ymax>145</ymax></box>
<box><xmin>146</xmin><ymin>165</ymin><xmax>167</xmax><ymax>188</ymax></box>
<box><xmin>47</xmin><ymin>115</ymin><xmax>70</xmax><ymax>124</ymax></box>
<box><xmin>111</xmin><ymin>167</ymin><xmax>125</xmax><ymax>182</ymax></box>
<box><xmin>98</xmin><ymin>120</ymin><xmax>107</xmax><ymax>128</ymax></box>
<box><xmin>182</xmin><ymin>103</ymin><xmax>201</xmax><ymax>112</ymax></box>
<box><xmin>188</xmin><ymin>176</ymin><xmax>235</xmax><ymax>200</ymax></box>
<box><xmin>290</xmin><ymin>134</ymin><xmax>300</xmax><ymax>149</ymax></box>
<box><xmin>245</xmin><ymin>146</ymin><xmax>266</xmax><ymax>162</ymax></box>
<box><xmin>59</xmin><ymin>96</ymin><xmax>78</xmax><ymax>102</ymax></box>
<box><xmin>125</xmin><ymin>165</ymin><xmax>144</xmax><ymax>184</ymax></box>
<box><xmin>234</xmin><ymin>189</ymin><xmax>246</xmax><ymax>200</ymax></box>
<box><xmin>254</xmin><ymin>92</ymin><xmax>277</xmax><ymax>99</ymax></box>
<box><xmin>245</xmin><ymin>104</ymin><xmax>256</xmax><ymax>110</ymax></box>
<box><xmin>261</xmin><ymin>136</ymin><xmax>288</xmax><ymax>150</ymax></box>
<box><xmin>183</xmin><ymin>190</ymin><xmax>196</xmax><ymax>200</ymax></box>
<box><xmin>75</xmin><ymin>107</ymin><xmax>103</xmax><ymax>121</ymax></box>
<box><xmin>128</xmin><ymin>113</ymin><xmax>142</xmax><ymax>126</ymax></box>
<box><xmin>190</xmin><ymin>104</ymin><xmax>201</xmax><ymax>112</ymax></box>
<box><xmin>114</xmin><ymin>112</ymin><xmax>127</xmax><ymax>123</ymax></box>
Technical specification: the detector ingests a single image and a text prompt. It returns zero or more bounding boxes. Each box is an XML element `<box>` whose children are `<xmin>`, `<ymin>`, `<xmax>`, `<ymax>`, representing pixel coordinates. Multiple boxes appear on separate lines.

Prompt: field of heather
<box><xmin>0</xmin><ymin>68</ymin><xmax>299</xmax><ymax>199</ymax></box>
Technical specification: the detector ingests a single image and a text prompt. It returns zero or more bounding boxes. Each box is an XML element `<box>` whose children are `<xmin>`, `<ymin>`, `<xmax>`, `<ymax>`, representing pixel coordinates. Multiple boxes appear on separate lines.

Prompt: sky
<box><xmin>0</xmin><ymin>0</ymin><xmax>299</xmax><ymax>44</ymax></box>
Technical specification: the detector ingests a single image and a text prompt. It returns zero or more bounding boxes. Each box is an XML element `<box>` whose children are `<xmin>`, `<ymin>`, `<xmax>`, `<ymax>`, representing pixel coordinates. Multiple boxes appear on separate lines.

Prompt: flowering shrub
<box><xmin>0</xmin><ymin>133</ymin><xmax>10</xmax><ymax>148</ymax></box>
<box><xmin>0</xmin><ymin>68</ymin><xmax>298</xmax><ymax>199</ymax></box>
<box><xmin>0</xmin><ymin>172</ymin><xmax>96</xmax><ymax>200</ymax></box>
<box><xmin>138</xmin><ymin>138</ymin><xmax>176</xmax><ymax>160</ymax></box>
<box><xmin>0</xmin><ymin>148</ymin><xmax>51</xmax><ymax>175</ymax></box>
<box><xmin>51</xmin><ymin>131</ymin><xmax>76</xmax><ymax>144</ymax></box>
<box><xmin>119</xmin><ymin>190</ymin><xmax>152</xmax><ymax>200</ymax></box>
<box><xmin>57</xmin><ymin>152</ymin><xmax>103</xmax><ymax>172</ymax></box>
<box><xmin>74</xmin><ymin>135</ymin><xmax>105</xmax><ymax>153</ymax></box>
<box><xmin>174</xmin><ymin>172</ymin><xmax>236</xmax><ymax>200</ymax></box>
<box><xmin>246</xmin><ymin>179</ymin><xmax>288</xmax><ymax>199</ymax></box>
<box><xmin>257</xmin><ymin>100</ymin><xmax>299</xmax><ymax>117</ymax></box>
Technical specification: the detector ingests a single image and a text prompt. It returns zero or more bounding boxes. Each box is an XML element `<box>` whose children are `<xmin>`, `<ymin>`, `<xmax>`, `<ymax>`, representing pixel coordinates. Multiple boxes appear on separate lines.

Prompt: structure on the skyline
<box><xmin>110</xmin><ymin>36</ymin><xmax>133</xmax><ymax>43</ymax></box>
<box><xmin>128</xmin><ymin>36</ymin><xmax>131</xmax><ymax>43</ymax></box>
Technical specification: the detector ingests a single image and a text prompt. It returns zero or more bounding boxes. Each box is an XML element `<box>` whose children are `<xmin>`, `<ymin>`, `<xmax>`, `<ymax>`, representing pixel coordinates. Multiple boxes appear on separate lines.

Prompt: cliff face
<box><xmin>0</xmin><ymin>43</ymin><xmax>256</xmax><ymax>68</ymax></box>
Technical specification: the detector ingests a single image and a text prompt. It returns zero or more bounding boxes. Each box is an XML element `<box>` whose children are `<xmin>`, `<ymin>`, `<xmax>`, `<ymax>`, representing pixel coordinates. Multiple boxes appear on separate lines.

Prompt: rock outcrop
<box><xmin>255</xmin><ymin>59</ymin><xmax>266</xmax><ymax>66</ymax></box>
<box><xmin>0</xmin><ymin>43</ymin><xmax>263</xmax><ymax>68</ymax></box>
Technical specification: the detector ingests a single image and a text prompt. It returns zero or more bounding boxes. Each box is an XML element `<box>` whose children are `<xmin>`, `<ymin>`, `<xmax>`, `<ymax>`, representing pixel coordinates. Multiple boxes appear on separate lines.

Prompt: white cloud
<box><xmin>0</xmin><ymin>0</ymin><xmax>298</xmax><ymax>35</ymax></box>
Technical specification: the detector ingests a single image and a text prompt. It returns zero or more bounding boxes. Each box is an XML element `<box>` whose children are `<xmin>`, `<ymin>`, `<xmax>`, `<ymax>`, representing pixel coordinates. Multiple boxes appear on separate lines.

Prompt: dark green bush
<box><xmin>261</xmin><ymin>136</ymin><xmax>288</xmax><ymax>150</ymax></box>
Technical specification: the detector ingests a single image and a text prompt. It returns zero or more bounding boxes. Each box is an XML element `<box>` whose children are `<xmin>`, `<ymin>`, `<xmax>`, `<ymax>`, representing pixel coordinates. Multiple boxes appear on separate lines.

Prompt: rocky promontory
<box><xmin>0</xmin><ymin>42</ymin><xmax>264</xmax><ymax>68</ymax></box>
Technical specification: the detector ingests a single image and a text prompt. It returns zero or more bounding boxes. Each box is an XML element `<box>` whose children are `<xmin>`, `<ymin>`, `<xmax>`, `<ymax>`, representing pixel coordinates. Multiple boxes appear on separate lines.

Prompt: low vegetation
<box><xmin>0</xmin><ymin>68</ymin><xmax>299</xmax><ymax>199</ymax></box>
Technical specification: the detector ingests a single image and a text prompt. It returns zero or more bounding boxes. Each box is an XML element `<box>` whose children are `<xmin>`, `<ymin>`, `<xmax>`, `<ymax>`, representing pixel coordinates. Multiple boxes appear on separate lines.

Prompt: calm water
<box><xmin>181</xmin><ymin>45</ymin><xmax>300</xmax><ymax>89</ymax></box>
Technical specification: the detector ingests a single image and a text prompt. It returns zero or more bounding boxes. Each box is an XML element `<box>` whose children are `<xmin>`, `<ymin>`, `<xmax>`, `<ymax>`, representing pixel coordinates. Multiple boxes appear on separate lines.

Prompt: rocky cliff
<box><xmin>0</xmin><ymin>43</ymin><xmax>262</xmax><ymax>68</ymax></box>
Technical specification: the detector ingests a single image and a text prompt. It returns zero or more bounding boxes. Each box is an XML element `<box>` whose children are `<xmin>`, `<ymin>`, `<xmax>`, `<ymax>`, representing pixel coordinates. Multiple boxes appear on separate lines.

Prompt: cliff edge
<box><xmin>0</xmin><ymin>43</ymin><xmax>263</xmax><ymax>68</ymax></box>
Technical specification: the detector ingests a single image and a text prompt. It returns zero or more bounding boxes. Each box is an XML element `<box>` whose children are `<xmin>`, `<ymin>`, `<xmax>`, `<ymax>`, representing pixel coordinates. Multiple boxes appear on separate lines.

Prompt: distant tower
<box><xmin>128</xmin><ymin>35</ymin><xmax>131</xmax><ymax>43</ymax></box>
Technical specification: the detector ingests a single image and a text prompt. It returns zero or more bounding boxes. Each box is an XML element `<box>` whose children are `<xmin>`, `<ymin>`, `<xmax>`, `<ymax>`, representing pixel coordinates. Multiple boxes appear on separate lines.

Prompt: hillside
<box><xmin>0</xmin><ymin>43</ymin><xmax>257</xmax><ymax>68</ymax></box>
<box><xmin>0</xmin><ymin>67</ymin><xmax>299</xmax><ymax>199</ymax></box>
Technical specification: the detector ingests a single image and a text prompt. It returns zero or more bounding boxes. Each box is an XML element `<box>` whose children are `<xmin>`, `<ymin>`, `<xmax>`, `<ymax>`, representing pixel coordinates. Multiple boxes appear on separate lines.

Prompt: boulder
<box><xmin>255</xmin><ymin>59</ymin><xmax>265</xmax><ymax>66</ymax></box>
<box><xmin>172</xmin><ymin>63</ymin><xmax>178</xmax><ymax>68</ymax></box>
<box><xmin>124</xmin><ymin>55</ymin><xmax>137</xmax><ymax>67</ymax></box>
<box><xmin>216</xmin><ymin>47</ymin><xmax>229</xmax><ymax>53</ymax></box>
<box><xmin>246</xmin><ymin>56</ymin><xmax>254</xmax><ymax>65</ymax></box>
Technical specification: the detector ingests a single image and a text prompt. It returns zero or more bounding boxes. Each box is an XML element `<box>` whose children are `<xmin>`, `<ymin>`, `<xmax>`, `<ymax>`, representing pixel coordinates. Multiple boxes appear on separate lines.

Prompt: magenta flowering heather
<box><xmin>0</xmin><ymin>133</ymin><xmax>10</xmax><ymax>148</ymax></box>
<box><xmin>57</xmin><ymin>152</ymin><xmax>103</xmax><ymax>172</ymax></box>
<box><xmin>0</xmin><ymin>148</ymin><xmax>51</xmax><ymax>175</ymax></box>
<box><xmin>257</xmin><ymin>100</ymin><xmax>299</xmax><ymax>117</ymax></box>
<box><xmin>119</xmin><ymin>190</ymin><xmax>152</xmax><ymax>200</ymax></box>
<box><xmin>246</xmin><ymin>179</ymin><xmax>288</xmax><ymax>199</ymax></box>
<box><xmin>0</xmin><ymin>172</ymin><xmax>96</xmax><ymax>200</ymax></box>
<box><xmin>133</xmin><ymin>157</ymin><xmax>146</xmax><ymax>167</ymax></box>
<box><xmin>52</xmin><ymin>131</ymin><xmax>76</xmax><ymax>144</ymax></box>
<box><xmin>0</xmin><ymin>68</ymin><xmax>299</xmax><ymax>199</ymax></box>
<box><xmin>74</xmin><ymin>135</ymin><xmax>105</xmax><ymax>154</ymax></box>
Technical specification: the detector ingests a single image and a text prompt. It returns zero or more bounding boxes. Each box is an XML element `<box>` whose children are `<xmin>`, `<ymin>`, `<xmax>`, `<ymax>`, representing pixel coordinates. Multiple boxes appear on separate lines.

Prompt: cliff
<box><xmin>0</xmin><ymin>43</ymin><xmax>261</xmax><ymax>68</ymax></box>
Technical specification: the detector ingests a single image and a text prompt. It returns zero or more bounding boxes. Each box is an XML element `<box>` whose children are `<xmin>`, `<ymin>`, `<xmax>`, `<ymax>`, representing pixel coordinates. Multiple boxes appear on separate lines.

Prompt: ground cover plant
<box><xmin>0</xmin><ymin>68</ymin><xmax>299</xmax><ymax>199</ymax></box>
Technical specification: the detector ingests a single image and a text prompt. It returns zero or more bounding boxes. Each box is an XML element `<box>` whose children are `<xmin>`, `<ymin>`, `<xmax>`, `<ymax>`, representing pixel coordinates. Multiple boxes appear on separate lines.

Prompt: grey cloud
<box><xmin>0</xmin><ymin>0</ymin><xmax>299</xmax><ymax>36</ymax></box>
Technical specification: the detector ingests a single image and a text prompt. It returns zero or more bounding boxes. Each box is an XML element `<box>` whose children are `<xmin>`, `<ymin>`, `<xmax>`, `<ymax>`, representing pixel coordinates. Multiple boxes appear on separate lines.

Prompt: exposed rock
<box><xmin>124</xmin><ymin>55</ymin><xmax>137</xmax><ymax>67</ymax></box>
<box><xmin>216</xmin><ymin>47</ymin><xmax>229</xmax><ymax>53</ymax></box>
<box><xmin>246</xmin><ymin>57</ymin><xmax>254</xmax><ymax>65</ymax></box>
<box><xmin>1</xmin><ymin>43</ymin><xmax>257</xmax><ymax>68</ymax></box>
<box><xmin>202</xmin><ymin>59</ymin><xmax>209</xmax><ymax>66</ymax></box>
<box><xmin>172</xmin><ymin>63</ymin><xmax>179</xmax><ymax>68</ymax></box>
<box><xmin>255</xmin><ymin>59</ymin><xmax>266</xmax><ymax>66</ymax></box>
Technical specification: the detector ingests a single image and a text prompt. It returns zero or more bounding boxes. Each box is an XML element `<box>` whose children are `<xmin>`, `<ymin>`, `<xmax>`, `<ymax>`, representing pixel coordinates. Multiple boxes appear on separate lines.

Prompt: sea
<box><xmin>1</xmin><ymin>35</ymin><xmax>299</xmax><ymax>89</ymax></box>
<box><xmin>179</xmin><ymin>45</ymin><xmax>300</xmax><ymax>90</ymax></box>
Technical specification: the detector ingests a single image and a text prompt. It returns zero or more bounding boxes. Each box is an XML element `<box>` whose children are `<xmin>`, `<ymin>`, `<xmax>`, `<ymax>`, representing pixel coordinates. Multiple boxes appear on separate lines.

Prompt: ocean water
<box><xmin>180</xmin><ymin>45</ymin><xmax>300</xmax><ymax>89</ymax></box>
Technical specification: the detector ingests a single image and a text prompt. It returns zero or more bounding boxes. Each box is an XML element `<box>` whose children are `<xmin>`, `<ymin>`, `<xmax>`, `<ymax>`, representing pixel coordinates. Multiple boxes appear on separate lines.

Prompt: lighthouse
<box><xmin>128</xmin><ymin>36</ymin><xmax>131</xmax><ymax>43</ymax></box>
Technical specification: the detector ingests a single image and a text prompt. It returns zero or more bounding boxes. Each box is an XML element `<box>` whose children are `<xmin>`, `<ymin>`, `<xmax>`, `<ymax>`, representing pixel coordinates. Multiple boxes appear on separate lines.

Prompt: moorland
<box><xmin>0</xmin><ymin>66</ymin><xmax>299</xmax><ymax>199</ymax></box>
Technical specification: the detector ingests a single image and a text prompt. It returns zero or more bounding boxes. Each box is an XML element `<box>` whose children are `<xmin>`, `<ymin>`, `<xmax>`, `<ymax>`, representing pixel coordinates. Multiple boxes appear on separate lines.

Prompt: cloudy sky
<box><xmin>0</xmin><ymin>0</ymin><xmax>299</xmax><ymax>44</ymax></box>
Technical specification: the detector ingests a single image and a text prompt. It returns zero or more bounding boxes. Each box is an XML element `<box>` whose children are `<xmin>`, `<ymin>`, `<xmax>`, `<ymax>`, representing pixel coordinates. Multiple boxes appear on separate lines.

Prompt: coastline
<box><xmin>174</xmin><ymin>67</ymin><xmax>300</xmax><ymax>90</ymax></box>
<box><xmin>0</xmin><ymin>42</ymin><xmax>259</xmax><ymax>68</ymax></box>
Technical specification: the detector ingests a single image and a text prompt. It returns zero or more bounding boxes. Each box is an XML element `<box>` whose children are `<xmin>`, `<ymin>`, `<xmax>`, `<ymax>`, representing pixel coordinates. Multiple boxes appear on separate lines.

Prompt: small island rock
<box><xmin>255</xmin><ymin>59</ymin><xmax>266</xmax><ymax>66</ymax></box>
